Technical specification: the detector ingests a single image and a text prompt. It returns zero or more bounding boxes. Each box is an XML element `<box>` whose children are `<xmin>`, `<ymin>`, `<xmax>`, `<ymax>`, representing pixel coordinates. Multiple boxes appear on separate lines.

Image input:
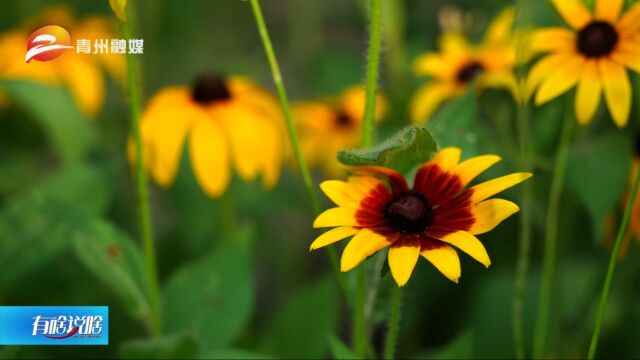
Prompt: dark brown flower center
<box><xmin>335</xmin><ymin>111</ymin><xmax>353</xmax><ymax>127</ymax></box>
<box><xmin>456</xmin><ymin>61</ymin><xmax>484</xmax><ymax>84</ymax></box>
<box><xmin>191</xmin><ymin>75</ymin><xmax>231</xmax><ymax>104</ymax></box>
<box><xmin>577</xmin><ymin>21</ymin><xmax>618</xmax><ymax>58</ymax></box>
<box><xmin>383</xmin><ymin>192</ymin><xmax>433</xmax><ymax>233</ymax></box>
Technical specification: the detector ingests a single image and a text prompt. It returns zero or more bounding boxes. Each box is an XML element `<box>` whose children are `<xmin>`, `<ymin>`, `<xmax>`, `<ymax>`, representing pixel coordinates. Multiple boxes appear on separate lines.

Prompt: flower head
<box><xmin>411</xmin><ymin>8</ymin><xmax>518</xmax><ymax>123</ymax></box>
<box><xmin>528</xmin><ymin>0</ymin><xmax>640</xmax><ymax>127</ymax></box>
<box><xmin>133</xmin><ymin>74</ymin><xmax>284</xmax><ymax>197</ymax></box>
<box><xmin>293</xmin><ymin>86</ymin><xmax>387</xmax><ymax>176</ymax></box>
<box><xmin>0</xmin><ymin>6</ymin><xmax>125</xmax><ymax>117</ymax></box>
<box><xmin>310</xmin><ymin>147</ymin><xmax>532</xmax><ymax>286</ymax></box>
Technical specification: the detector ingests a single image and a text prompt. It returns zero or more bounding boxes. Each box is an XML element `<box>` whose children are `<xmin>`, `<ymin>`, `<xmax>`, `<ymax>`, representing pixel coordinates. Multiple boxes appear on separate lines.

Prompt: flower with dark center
<box><xmin>133</xmin><ymin>75</ymin><xmax>283</xmax><ymax>198</ymax></box>
<box><xmin>335</xmin><ymin>111</ymin><xmax>353</xmax><ymax>127</ymax></box>
<box><xmin>456</xmin><ymin>62</ymin><xmax>485</xmax><ymax>84</ymax></box>
<box><xmin>411</xmin><ymin>8</ymin><xmax>519</xmax><ymax>123</ymax></box>
<box><xmin>577</xmin><ymin>21</ymin><xmax>619</xmax><ymax>57</ymax></box>
<box><xmin>310</xmin><ymin>147</ymin><xmax>532</xmax><ymax>286</ymax></box>
<box><xmin>191</xmin><ymin>75</ymin><xmax>232</xmax><ymax>104</ymax></box>
<box><xmin>528</xmin><ymin>0</ymin><xmax>640</xmax><ymax>127</ymax></box>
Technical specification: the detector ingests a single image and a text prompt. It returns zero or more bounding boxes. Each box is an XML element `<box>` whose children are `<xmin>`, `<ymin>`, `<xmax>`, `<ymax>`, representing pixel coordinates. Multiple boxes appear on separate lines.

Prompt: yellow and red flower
<box><xmin>410</xmin><ymin>8</ymin><xmax>519</xmax><ymax>123</ymax></box>
<box><xmin>0</xmin><ymin>6</ymin><xmax>125</xmax><ymax>117</ymax></box>
<box><xmin>133</xmin><ymin>74</ymin><xmax>284</xmax><ymax>197</ymax></box>
<box><xmin>310</xmin><ymin>147</ymin><xmax>532</xmax><ymax>286</ymax></box>
<box><xmin>293</xmin><ymin>86</ymin><xmax>387</xmax><ymax>176</ymax></box>
<box><xmin>528</xmin><ymin>0</ymin><xmax>640</xmax><ymax>127</ymax></box>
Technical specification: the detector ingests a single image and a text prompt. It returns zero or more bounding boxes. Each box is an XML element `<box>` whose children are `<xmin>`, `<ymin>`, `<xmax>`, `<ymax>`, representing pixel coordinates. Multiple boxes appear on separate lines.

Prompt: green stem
<box><xmin>513</xmin><ymin>101</ymin><xmax>533</xmax><ymax>360</ymax></box>
<box><xmin>588</xmin><ymin>167</ymin><xmax>640</xmax><ymax>359</ymax></box>
<box><xmin>384</xmin><ymin>286</ymin><xmax>403</xmax><ymax>360</ymax></box>
<box><xmin>121</xmin><ymin>21</ymin><xmax>161</xmax><ymax>338</ymax></box>
<box><xmin>533</xmin><ymin>105</ymin><xmax>574</xmax><ymax>358</ymax></box>
<box><xmin>353</xmin><ymin>266</ymin><xmax>367</xmax><ymax>356</ymax></box>
<box><xmin>248</xmin><ymin>0</ymin><xmax>344</xmax><ymax>292</ymax></box>
<box><xmin>361</xmin><ymin>0</ymin><xmax>382</xmax><ymax>147</ymax></box>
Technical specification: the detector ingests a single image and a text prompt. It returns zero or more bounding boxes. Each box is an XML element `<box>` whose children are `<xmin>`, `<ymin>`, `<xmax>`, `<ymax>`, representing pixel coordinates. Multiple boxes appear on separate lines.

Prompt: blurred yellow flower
<box><xmin>310</xmin><ymin>147</ymin><xmax>531</xmax><ymax>286</ymax></box>
<box><xmin>293</xmin><ymin>86</ymin><xmax>387</xmax><ymax>176</ymax></box>
<box><xmin>411</xmin><ymin>8</ymin><xmax>518</xmax><ymax>124</ymax></box>
<box><xmin>133</xmin><ymin>75</ymin><xmax>284</xmax><ymax>198</ymax></box>
<box><xmin>528</xmin><ymin>0</ymin><xmax>640</xmax><ymax>127</ymax></box>
<box><xmin>0</xmin><ymin>6</ymin><xmax>125</xmax><ymax>117</ymax></box>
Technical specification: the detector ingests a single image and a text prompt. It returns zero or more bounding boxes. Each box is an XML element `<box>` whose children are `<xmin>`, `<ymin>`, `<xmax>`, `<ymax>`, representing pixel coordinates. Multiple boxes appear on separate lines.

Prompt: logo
<box><xmin>0</xmin><ymin>306</ymin><xmax>108</xmax><ymax>345</ymax></box>
<box><xmin>25</xmin><ymin>25</ymin><xmax>73</xmax><ymax>63</ymax></box>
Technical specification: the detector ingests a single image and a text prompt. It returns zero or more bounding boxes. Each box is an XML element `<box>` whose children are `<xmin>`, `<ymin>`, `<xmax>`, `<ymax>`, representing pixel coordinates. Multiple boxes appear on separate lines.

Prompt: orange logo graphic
<box><xmin>25</xmin><ymin>25</ymin><xmax>73</xmax><ymax>63</ymax></box>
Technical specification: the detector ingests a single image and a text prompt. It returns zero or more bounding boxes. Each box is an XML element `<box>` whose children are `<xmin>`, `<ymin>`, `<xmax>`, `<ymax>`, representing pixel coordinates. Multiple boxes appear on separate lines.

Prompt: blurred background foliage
<box><xmin>1</xmin><ymin>0</ymin><xmax>640</xmax><ymax>359</ymax></box>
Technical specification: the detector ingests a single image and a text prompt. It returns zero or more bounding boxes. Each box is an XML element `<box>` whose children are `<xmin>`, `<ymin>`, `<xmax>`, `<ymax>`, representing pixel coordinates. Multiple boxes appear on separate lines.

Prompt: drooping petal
<box><xmin>388</xmin><ymin>237</ymin><xmax>421</xmax><ymax>287</ymax></box>
<box><xmin>529</xmin><ymin>28</ymin><xmax>576</xmax><ymax>53</ymax></box>
<box><xmin>450</xmin><ymin>155</ymin><xmax>502</xmax><ymax>187</ymax></box>
<box><xmin>313</xmin><ymin>207</ymin><xmax>358</xmax><ymax>228</ymax></box>
<box><xmin>310</xmin><ymin>226</ymin><xmax>359</xmax><ymax>250</ymax></box>
<box><xmin>430</xmin><ymin>230</ymin><xmax>491</xmax><ymax>267</ymax></box>
<box><xmin>575</xmin><ymin>60</ymin><xmax>602</xmax><ymax>125</ymax></box>
<box><xmin>469</xmin><ymin>199</ymin><xmax>520</xmax><ymax>235</ymax></box>
<box><xmin>469</xmin><ymin>172</ymin><xmax>533</xmax><ymax>204</ymax></box>
<box><xmin>341</xmin><ymin>229</ymin><xmax>394</xmax><ymax>272</ymax></box>
<box><xmin>189</xmin><ymin>118</ymin><xmax>230</xmax><ymax>197</ymax></box>
<box><xmin>534</xmin><ymin>55</ymin><xmax>585</xmax><ymax>105</ymax></box>
<box><xmin>595</xmin><ymin>0</ymin><xmax>623</xmax><ymax>22</ymax></box>
<box><xmin>551</xmin><ymin>0</ymin><xmax>592</xmax><ymax>29</ymax></box>
<box><xmin>410</xmin><ymin>82</ymin><xmax>459</xmax><ymax>124</ymax></box>
<box><xmin>420</xmin><ymin>242</ymin><xmax>461</xmax><ymax>283</ymax></box>
<box><xmin>599</xmin><ymin>59</ymin><xmax>631</xmax><ymax>128</ymax></box>
<box><xmin>526</xmin><ymin>53</ymin><xmax>574</xmax><ymax>99</ymax></box>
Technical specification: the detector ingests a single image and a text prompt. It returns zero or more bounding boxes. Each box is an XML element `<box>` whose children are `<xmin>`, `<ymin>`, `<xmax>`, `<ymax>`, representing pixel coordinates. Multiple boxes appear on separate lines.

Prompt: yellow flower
<box><xmin>0</xmin><ymin>6</ymin><xmax>124</xmax><ymax>117</ymax></box>
<box><xmin>310</xmin><ymin>147</ymin><xmax>532</xmax><ymax>286</ymax></box>
<box><xmin>133</xmin><ymin>75</ymin><xmax>284</xmax><ymax>197</ymax></box>
<box><xmin>411</xmin><ymin>8</ymin><xmax>518</xmax><ymax>123</ymax></box>
<box><xmin>528</xmin><ymin>0</ymin><xmax>640</xmax><ymax>127</ymax></box>
<box><xmin>293</xmin><ymin>86</ymin><xmax>387</xmax><ymax>176</ymax></box>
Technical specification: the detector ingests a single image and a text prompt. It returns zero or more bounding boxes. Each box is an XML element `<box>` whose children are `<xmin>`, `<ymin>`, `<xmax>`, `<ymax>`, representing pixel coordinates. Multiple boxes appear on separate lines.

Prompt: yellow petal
<box><xmin>313</xmin><ymin>207</ymin><xmax>357</xmax><ymax>228</ymax></box>
<box><xmin>611</xmin><ymin>40</ymin><xmax>640</xmax><ymax>73</ymax></box>
<box><xmin>388</xmin><ymin>239</ymin><xmax>421</xmax><ymax>287</ymax></box>
<box><xmin>483</xmin><ymin>7</ymin><xmax>515</xmax><ymax>45</ymax></box>
<box><xmin>529</xmin><ymin>28</ymin><xmax>576</xmax><ymax>53</ymax></box>
<box><xmin>348</xmin><ymin>176</ymin><xmax>384</xmax><ymax>194</ymax></box>
<box><xmin>57</xmin><ymin>55</ymin><xmax>105</xmax><ymax>118</ymax></box>
<box><xmin>469</xmin><ymin>199</ymin><xmax>520</xmax><ymax>235</ymax></box>
<box><xmin>310</xmin><ymin>226</ymin><xmax>358</xmax><ymax>250</ymax></box>
<box><xmin>341</xmin><ymin>229</ymin><xmax>393</xmax><ymax>272</ymax></box>
<box><xmin>618</xmin><ymin>2</ymin><xmax>640</xmax><ymax>33</ymax></box>
<box><xmin>410</xmin><ymin>82</ymin><xmax>458</xmax><ymax>124</ymax></box>
<box><xmin>220</xmin><ymin>104</ymin><xmax>264</xmax><ymax>181</ymax></box>
<box><xmin>599</xmin><ymin>59</ymin><xmax>631</xmax><ymax>128</ymax></box>
<box><xmin>189</xmin><ymin>119</ymin><xmax>229</xmax><ymax>198</ymax></box>
<box><xmin>451</xmin><ymin>155</ymin><xmax>501</xmax><ymax>187</ymax></box>
<box><xmin>432</xmin><ymin>230</ymin><xmax>491</xmax><ymax>267</ymax></box>
<box><xmin>430</xmin><ymin>147</ymin><xmax>462</xmax><ymax>171</ymax></box>
<box><xmin>575</xmin><ymin>60</ymin><xmax>602</xmax><ymax>125</ymax></box>
<box><xmin>420</xmin><ymin>244</ymin><xmax>461</xmax><ymax>283</ymax></box>
<box><xmin>470</xmin><ymin>172</ymin><xmax>533</xmax><ymax>204</ymax></box>
<box><xmin>595</xmin><ymin>0</ymin><xmax>623</xmax><ymax>21</ymax></box>
<box><xmin>109</xmin><ymin>0</ymin><xmax>128</xmax><ymax>23</ymax></box>
<box><xmin>413</xmin><ymin>53</ymin><xmax>449</xmax><ymax>78</ymax></box>
<box><xmin>320</xmin><ymin>180</ymin><xmax>366</xmax><ymax>208</ymax></box>
<box><xmin>526</xmin><ymin>53</ymin><xmax>573</xmax><ymax>99</ymax></box>
<box><xmin>534</xmin><ymin>56</ymin><xmax>585</xmax><ymax>105</ymax></box>
<box><xmin>440</xmin><ymin>32</ymin><xmax>471</xmax><ymax>56</ymax></box>
<box><xmin>551</xmin><ymin>0</ymin><xmax>592</xmax><ymax>29</ymax></box>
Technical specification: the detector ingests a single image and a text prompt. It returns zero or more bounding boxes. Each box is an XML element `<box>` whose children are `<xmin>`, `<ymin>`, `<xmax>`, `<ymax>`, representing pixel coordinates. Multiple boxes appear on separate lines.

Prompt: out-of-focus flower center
<box><xmin>335</xmin><ymin>111</ymin><xmax>353</xmax><ymax>128</ymax></box>
<box><xmin>383</xmin><ymin>192</ymin><xmax>434</xmax><ymax>233</ymax></box>
<box><xmin>456</xmin><ymin>61</ymin><xmax>484</xmax><ymax>84</ymax></box>
<box><xmin>191</xmin><ymin>75</ymin><xmax>231</xmax><ymax>104</ymax></box>
<box><xmin>577</xmin><ymin>21</ymin><xmax>618</xmax><ymax>58</ymax></box>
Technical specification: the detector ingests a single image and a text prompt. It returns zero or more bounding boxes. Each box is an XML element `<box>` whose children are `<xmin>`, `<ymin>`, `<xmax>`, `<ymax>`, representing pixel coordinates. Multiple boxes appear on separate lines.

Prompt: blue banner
<box><xmin>0</xmin><ymin>306</ymin><xmax>108</xmax><ymax>345</ymax></box>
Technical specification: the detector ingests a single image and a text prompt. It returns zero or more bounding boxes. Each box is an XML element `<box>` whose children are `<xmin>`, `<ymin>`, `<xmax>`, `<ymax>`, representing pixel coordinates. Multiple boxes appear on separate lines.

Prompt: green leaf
<box><xmin>426</xmin><ymin>90</ymin><xmax>479</xmax><ymax>156</ymax></box>
<box><xmin>328</xmin><ymin>335</ymin><xmax>359</xmax><ymax>360</ymax></box>
<box><xmin>73</xmin><ymin>219</ymin><xmax>150</xmax><ymax>321</ymax></box>
<box><xmin>0</xmin><ymin>80</ymin><xmax>94</xmax><ymax>164</ymax></box>
<box><xmin>566</xmin><ymin>134</ymin><xmax>631</xmax><ymax>239</ymax></box>
<box><xmin>119</xmin><ymin>333</ymin><xmax>199</xmax><ymax>359</ymax></box>
<box><xmin>337</xmin><ymin>126</ymin><xmax>437</xmax><ymax>174</ymax></box>
<box><xmin>162</xmin><ymin>227</ymin><xmax>255</xmax><ymax>351</ymax></box>
<box><xmin>262</xmin><ymin>277</ymin><xmax>339</xmax><ymax>358</ymax></box>
<box><xmin>0</xmin><ymin>165</ymin><xmax>111</xmax><ymax>290</ymax></box>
